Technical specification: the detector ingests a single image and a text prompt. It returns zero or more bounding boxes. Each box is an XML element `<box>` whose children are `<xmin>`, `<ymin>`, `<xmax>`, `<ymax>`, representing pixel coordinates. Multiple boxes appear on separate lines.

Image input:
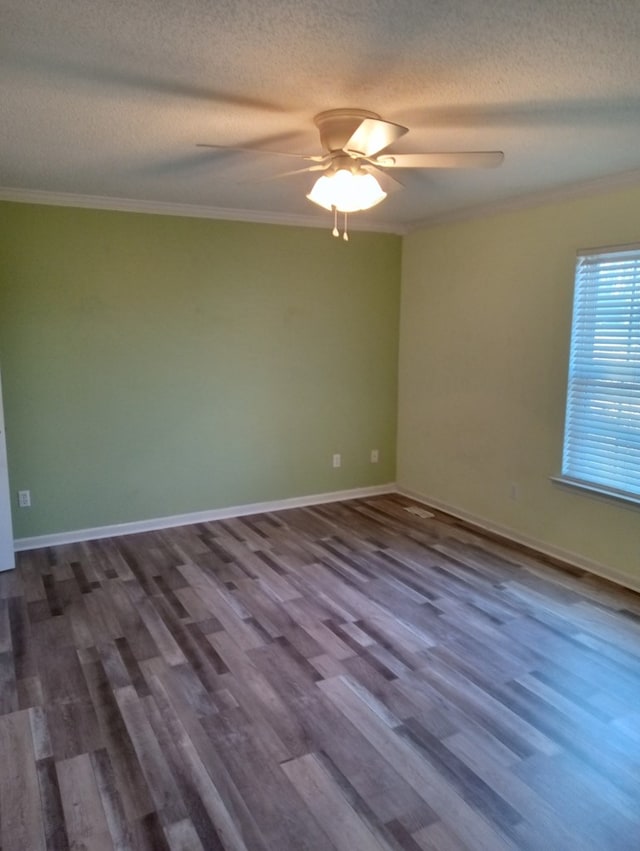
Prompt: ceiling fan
<box><xmin>198</xmin><ymin>108</ymin><xmax>504</xmax><ymax>239</ymax></box>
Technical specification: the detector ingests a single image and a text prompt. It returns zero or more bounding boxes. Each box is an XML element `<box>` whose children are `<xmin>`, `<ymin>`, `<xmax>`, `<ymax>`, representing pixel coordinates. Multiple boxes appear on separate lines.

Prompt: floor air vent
<box><xmin>403</xmin><ymin>506</ymin><xmax>435</xmax><ymax>519</ymax></box>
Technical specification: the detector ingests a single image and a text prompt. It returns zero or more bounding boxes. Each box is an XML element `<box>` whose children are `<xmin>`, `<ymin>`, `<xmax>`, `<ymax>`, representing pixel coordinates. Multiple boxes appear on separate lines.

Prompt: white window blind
<box><xmin>562</xmin><ymin>245</ymin><xmax>640</xmax><ymax>500</ymax></box>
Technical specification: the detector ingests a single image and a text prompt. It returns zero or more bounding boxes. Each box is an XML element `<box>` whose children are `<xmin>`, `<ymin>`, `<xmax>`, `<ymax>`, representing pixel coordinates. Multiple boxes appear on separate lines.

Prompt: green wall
<box><xmin>398</xmin><ymin>184</ymin><xmax>640</xmax><ymax>586</ymax></box>
<box><xmin>0</xmin><ymin>202</ymin><xmax>401</xmax><ymax>537</ymax></box>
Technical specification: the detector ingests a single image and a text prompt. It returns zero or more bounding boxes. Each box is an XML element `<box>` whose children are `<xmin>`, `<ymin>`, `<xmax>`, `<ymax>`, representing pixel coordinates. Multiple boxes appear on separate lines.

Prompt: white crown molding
<box><xmin>13</xmin><ymin>483</ymin><xmax>396</xmax><ymax>552</ymax></box>
<box><xmin>397</xmin><ymin>486</ymin><xmax>640</xmax><ymax>594</ymax></box>
<box><xmin>0</xmin><ymin>187</ymin><xmax>407</xmax><ymax>235</ymax></box>
<box><xmin>4</xmin><ymin>168</ymin><xmax>640</xmax><ymax>238</ymax></box>
<box><xmin>406</xmin><ymin>167</ymin><xmax>640</xmax><ymax>232</ymax></box>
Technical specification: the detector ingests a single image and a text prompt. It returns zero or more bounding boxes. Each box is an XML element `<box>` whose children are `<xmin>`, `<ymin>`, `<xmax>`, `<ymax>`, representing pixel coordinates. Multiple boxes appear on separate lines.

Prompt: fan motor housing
<box><xmin>314</xmin><ymin>108</ymin><xmax>381</xmax><ymax>153</ymax></box>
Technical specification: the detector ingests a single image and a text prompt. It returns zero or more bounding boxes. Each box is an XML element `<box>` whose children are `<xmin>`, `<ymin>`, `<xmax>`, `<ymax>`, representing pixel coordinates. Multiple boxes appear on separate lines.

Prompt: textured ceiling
<box><xmin>2</xmin><ymin>0</ymin><xmax>640</xmax><ymax>230</ymax></box>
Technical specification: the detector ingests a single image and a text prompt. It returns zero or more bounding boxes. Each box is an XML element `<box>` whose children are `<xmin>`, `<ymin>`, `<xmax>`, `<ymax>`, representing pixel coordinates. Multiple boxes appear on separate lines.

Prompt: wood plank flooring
<box><xmin>2</xmin><ymin>493</ymin><xmax>640</xmax><ymax>850</ymax></box>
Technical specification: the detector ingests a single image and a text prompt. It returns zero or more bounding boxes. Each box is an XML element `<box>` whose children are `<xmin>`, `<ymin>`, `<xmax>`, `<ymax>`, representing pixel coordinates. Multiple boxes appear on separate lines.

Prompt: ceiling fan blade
<box><xmin>256</xmin><ymin>164</ymin><xmax>329</xmax><ymax>181</ymax></box>
<box><xmin>362</xmin><ymin>164</ymin><xmax>404</xmax><ymax>194</ymax></box>
<box><xmin>196</xmin><ymin>143</ymin><xmax>327</xmax><ymax>162</ymax></box>
<box><xmin>343</xmin><ymin>118</ymin><xmax>409</xmax><ymax>157</ymax></box>
<box><xmin>373</xmin><ymin>151</ymin><xmax>504</xmax><ymax>169</ymax></box>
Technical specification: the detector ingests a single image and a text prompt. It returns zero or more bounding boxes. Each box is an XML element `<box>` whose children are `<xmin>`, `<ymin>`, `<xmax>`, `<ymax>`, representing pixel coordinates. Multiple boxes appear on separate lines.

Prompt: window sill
<box><xmin>551</xmin><ymin>476</ymin><xmax>640</xmax><ymax>510</ymax></box>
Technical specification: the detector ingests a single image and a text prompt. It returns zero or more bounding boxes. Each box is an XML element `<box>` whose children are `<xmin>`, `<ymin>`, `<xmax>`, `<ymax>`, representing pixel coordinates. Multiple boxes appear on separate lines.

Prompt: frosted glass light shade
<box><xmin>306</xmin><ymin>169</ymin><xmax>387</xmax><ymax>212</ymax></box>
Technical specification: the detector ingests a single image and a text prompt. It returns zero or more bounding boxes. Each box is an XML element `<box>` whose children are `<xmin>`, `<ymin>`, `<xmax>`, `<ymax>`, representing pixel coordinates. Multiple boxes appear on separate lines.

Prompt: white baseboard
<box><xmin>14</xmin><ymin>483</ymin><xmax>396</xmax><ymax>552</ymax></box>
<box><xmin>14</xmin><ymin>482</ymin><xmax>638</xmax><ymax>596</ymax></box>
<box><xmin>397</xmin><ymin>486</ymin><xmax>640</xmax><ymax>595</ymax></box>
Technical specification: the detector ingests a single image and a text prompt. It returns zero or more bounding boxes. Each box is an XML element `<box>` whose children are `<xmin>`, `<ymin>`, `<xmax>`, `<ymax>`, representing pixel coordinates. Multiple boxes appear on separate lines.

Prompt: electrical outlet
<box><xmin>370</xmin><ymin>449</ymin><xmax>379</xmax><ymax>463</ymax></box>
<box><xmin>332</xmin><ymin>453</ymin><xmax>341</xmax><ymax>468</ymax></box>
<box><xmin>510</xmin><ymin>483</ymin><xmax>519</xmax><ymax>501</ymax></box>
<box><xmin>18</xmin><ymin>489</ymin><xmax>31</xmax><ymax>508</ymax></box>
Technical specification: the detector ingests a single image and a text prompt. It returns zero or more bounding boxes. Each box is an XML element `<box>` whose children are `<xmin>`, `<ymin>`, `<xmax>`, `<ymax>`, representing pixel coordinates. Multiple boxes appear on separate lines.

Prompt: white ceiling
<box><xmin>3</xmin><ymin>0</ymin><xmax>640</xmax><ymax>231</ymax></box>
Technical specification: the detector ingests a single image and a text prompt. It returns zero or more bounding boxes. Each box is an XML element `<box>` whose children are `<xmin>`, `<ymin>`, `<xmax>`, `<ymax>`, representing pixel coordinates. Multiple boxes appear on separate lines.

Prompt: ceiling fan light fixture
<box><xmin>306</xmin><ymin>168</ymin><xmax>387</xmax><ymax>213</ymax></box>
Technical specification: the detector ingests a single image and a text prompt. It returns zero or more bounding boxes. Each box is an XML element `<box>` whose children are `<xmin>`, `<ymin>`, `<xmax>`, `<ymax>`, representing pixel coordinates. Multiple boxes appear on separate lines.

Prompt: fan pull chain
<box><xmin>330</xmin><ymin>208</ymin><xmax>349</xmax><ymax>241</ymax></box>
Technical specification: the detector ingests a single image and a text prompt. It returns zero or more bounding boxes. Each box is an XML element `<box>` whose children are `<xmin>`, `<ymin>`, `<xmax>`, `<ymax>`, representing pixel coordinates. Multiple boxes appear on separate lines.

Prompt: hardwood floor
<box><xmin>2</xmin><ymin>493</ymin><xmax>640</xmax><ymax>850</ymax></box>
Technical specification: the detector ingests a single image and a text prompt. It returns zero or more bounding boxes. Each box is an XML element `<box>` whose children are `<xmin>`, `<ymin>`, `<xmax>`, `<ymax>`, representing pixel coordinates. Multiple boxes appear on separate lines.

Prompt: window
<box><xmin>561</xmin><ymin>244</ymin><xmax>640</xmax><ymax>502</ymax></box>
